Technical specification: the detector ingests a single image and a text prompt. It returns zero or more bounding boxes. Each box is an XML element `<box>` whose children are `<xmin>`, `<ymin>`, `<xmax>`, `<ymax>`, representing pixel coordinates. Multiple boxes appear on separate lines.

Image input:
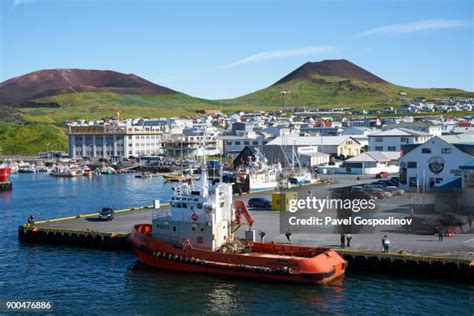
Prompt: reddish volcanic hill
<box><xmin>274</xmin><ymin>59</ymin><xmax>388</xmax><ymax>85</ymax></box>
<box><xmin>0</xmin><ymin>69</ymin><xmax>176</xmax><ymax>106</ymax></box>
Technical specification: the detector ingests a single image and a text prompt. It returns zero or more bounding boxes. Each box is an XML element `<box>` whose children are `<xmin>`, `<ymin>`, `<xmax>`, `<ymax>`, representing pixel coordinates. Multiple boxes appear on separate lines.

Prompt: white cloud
<box><xmin>359</xmin><ymin>19</ymin><xmax>471</xmax><ymax>36</ymax></box>
<box><xmin>222</xmin><ymin>46</ymin><xmax>337</xmax><ymax>69</ymax></box>
<box><xmin>10</xmin><ymin>0</ymin><xmax>38</xmax><ymax>9</ymax></box>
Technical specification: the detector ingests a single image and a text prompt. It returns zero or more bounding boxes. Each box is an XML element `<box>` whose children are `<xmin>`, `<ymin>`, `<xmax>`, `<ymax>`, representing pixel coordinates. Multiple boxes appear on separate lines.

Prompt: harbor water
<box><xmin>1</xmin><ymin>173</ymin><xmax>473</xmax><ymax>315</ymax></box>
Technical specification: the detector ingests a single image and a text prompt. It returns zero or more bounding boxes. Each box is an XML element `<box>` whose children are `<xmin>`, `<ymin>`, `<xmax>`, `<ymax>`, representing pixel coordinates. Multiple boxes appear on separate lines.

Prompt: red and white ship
<box><xmin>130</xmin><ymin>164</ymin><xmax>346</xmax><ymax>285</ymax></box>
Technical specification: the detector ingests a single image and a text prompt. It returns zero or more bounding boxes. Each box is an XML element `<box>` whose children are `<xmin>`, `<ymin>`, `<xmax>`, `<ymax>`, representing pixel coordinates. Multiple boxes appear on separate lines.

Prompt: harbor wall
<box><xmin>18</xmin><ymin>225</ymin><xmax>474</xmax><ymax>282</ymax></box>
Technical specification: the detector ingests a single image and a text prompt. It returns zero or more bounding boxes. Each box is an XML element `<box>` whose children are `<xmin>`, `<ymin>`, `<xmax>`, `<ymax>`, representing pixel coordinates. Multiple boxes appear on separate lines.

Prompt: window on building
<box><xmin>400</xmin><ymin>137</ymin><xmax>409</xmax><ymax>143</ymax></box>
<box><xmin>253</xmin><ymin>141</ymin><xmax>259</xmax><ymax>145</ymax></box>
<box><xmin>441</xmin><ymin>148</ymin><xmax>452</xmax><ymax>154</ymax></box>
<box><xmin>409</xmin><ymin>177</ymin><xmax>417</xmax><ymax>187</ymax></box>
<box><xmin>407</xmin><ymin>161</ymin><xmax>417</xmax><ymax>168</ymax></box>
<box><xmin>375</xmin><ymin>137</ymin><xmax>383</xmax><ymax>142</ymax></box>
<box><xmin>244</xmin><ymin>141</ymin><xmax>250</xmax><ymax>145</ymax></box>
<box><xmin>235</xmin><ymin>141</ymin><xmax>241</xmax><ymax>145</ymax></box>
<box><xmin>375</xmin><ymin>146</ymin><xmax>383</xmax><ymax>151</ymax></box>
<box><xmin>422</xmin><ymin>148</ymin><xmax>431</xmax><ymax>154</ymax></box>
<box><xmin>387</xmin><ymin>146</ymin><xmax>396</xmax><ymax>151</ymax></box>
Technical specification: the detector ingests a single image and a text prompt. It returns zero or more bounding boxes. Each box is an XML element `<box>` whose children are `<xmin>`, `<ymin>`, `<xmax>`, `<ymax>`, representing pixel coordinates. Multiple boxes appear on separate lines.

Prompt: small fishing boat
<box><xmin>135</xmin><ymin>172</ymin><xmax>153</xmax><ymax>179</ymax></box>
<box><xmin>161</xmin><ymin>172</ymin><xmax>199</xmax><ymax>183</ymax></box>
<box><xmin>50</xmin><ymin>166</ymin><xmax>81</xmax><ymax>177</ymax></box>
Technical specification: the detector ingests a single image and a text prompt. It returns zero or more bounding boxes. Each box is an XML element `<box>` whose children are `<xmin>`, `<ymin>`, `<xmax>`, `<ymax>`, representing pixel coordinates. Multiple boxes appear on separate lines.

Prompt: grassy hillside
<box><xmin>21</xmin><ymin>92</ymin><xmax>222</xmax><ymax>123</ymax></box>
<box><xmin>233</xmin><ymin>75</ymin><xmax>474</xmax><ymax>109</ymax></box>
<box><xmin>0</xmin><ymin>121</ymin><xmax>67</xmax><ymax>155</ymax></box>
<box><xmin>0</xmin><ymin>92</ymin><xmax>224</xmax><ymax>155</ymax></box>
<box><xmin>1</xmin><ymin>78</ymin><xmax>473</xmax><ymax>155</ymax></box>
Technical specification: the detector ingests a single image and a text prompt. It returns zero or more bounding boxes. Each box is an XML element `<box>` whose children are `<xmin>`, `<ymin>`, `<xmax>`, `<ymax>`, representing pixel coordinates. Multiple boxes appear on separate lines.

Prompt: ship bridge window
<box><xmin>197</xmin><ymin>203</ymin><xmax>203</xmax><ymax>209</ymax></box>
<box><xmin>181</xmin><ymin>203</ymin><xmax>187</xmax><ymax>208</ymax></box>
<box><xmin>156</xmin><ymin>224</ymin><xmax>170</xmax><ymax>230</ymax></box>
<box><xmin>173</xmin><ymin>226</ymin><xmax>176</xmax><ymax>232</ymax></box>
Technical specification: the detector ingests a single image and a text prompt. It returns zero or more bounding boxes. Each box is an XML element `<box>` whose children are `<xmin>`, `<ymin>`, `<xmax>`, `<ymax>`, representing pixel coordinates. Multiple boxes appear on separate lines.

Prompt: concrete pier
<box><xmin>17</xmin><ymin>179</ymin><xmax>474</xmax><ymax>281</ymax></box>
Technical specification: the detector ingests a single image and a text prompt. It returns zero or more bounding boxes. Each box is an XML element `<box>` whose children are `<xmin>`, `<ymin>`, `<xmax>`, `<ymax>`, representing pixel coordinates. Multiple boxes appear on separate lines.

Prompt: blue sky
<box><xmin>1</xmin><ymin>0</ymin><xmax>473</xmax><ymax>99</ymax></box>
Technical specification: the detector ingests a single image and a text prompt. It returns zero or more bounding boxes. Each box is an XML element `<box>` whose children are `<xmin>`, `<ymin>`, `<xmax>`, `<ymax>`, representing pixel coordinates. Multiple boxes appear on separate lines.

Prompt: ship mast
<box><xmin>200</xmin><ymin>122</ymin><xmax>208</xmax><ymax>198</ymax></box>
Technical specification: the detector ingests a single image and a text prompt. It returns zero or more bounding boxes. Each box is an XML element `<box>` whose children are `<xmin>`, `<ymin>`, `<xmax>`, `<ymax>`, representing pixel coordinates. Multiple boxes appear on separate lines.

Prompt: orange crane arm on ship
<box><xmin>232</xmin><ymin>200</ymin><xmax>254</xmax><ymax>229</ymax></box>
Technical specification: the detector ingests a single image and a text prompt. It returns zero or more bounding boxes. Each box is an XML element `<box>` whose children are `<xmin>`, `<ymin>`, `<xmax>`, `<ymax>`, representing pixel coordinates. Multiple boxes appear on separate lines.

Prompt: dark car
<box><xmin>98</xmin><ymin>208</ymin><xmax>115</xmax><ymax>221</ymax></box>
<box><xmin>403</xmin><ymin>216</ymin><xmax>438</xmax><ymax>234</ymax></box>
<box><xmin>437</xmin><ymin>213</ymin><xmax>466</xmax><ymax>227</ymax></box>
<box><xmin>248</xmin><ymin>198</ymin><xmax>272</xmax><ymax>208</ymax></box>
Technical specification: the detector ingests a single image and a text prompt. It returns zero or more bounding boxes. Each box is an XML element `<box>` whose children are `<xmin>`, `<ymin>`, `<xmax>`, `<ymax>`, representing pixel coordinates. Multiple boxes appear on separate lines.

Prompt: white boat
<box><xmin>50</xmin><ymin>166</ymin><xmax>81</xmax><ymax>177</ymax></box>
<box><xmin>236</xmin><ymin>150</ymin><xmax>282</xmax><ymax>192</ymax></box>
<box><xmin>288</xmin><ymin>170</ymin><xmax>312</xmax><ymax>185</ymax></box>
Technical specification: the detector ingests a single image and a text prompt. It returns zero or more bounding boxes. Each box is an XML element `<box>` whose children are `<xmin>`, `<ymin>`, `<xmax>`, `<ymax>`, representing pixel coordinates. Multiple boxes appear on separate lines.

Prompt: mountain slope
<box><xmin>275</xmin><ymin>59</ymin><xmax>387</xmax><ymax>85</ymax></box>
<box><xmin>0</xmin><ymin>68</ymin><xmax>177</xmax><ymax>106</ymax></box>
<box><xmin>234</xmin><ymin>60</ymin><xmax>473</xmax><ymax>108</ymax></box>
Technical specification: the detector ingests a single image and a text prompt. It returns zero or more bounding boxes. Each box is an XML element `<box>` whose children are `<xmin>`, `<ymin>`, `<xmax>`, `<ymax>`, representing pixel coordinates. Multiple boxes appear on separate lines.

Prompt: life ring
<box><xmin>197</xmin><ymin>236</ymin><xmax>204</xmax><ymax>244</ymax></box>
<box><xmin>191</xmin><ymin>213</ymin><xmax>199</xmax><ymax>221</ymax></box>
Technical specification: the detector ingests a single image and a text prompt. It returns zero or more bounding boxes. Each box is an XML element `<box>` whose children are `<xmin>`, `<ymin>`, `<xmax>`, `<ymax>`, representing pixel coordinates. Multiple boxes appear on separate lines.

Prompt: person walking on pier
<box><xmin>340</xmin><ymin>234</ymin><xmax>346</xmax><ymax>249</ymax></box>
<box><xmin>285</xmin><ymin>229</ymin><xmax>292</xmax><ymax>244</ymax></box>
<box><xmin>438</xmin><ymin>230</ymin><xmax>444</xmax><ymax>242</ymax></box>
<box><xmin>346</xmin><ymin>234</ymin><xmax>352</xmax><ymax>248</ymax></box>
<box><xmin>382</xmin><ymin>235</ymin><xmax>390</xmax><ymax>253</ymax></box>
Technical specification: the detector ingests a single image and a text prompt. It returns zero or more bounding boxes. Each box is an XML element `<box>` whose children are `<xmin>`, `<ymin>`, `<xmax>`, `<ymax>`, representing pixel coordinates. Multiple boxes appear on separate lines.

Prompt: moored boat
<box><xmin>50</xmin><ymin>166</ymin><xmax>81</xmax><ymax>177</ymax></box>
<box><xmin>130</xmin><ymin>163</ymin><xmax>346</xmax><ymax>285</ymax></box>
<box><xmin>0</xmin><ymin>167</ymin><xmax>13</xmax><ymax>191</ymax></box>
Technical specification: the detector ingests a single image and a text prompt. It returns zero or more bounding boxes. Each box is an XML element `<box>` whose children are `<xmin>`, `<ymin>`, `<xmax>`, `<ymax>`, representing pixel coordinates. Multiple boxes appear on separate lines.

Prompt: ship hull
<box><xmin>130</xmin><ymin>224</ymin><xmax>346</xmax><ymax>285</ymax></box>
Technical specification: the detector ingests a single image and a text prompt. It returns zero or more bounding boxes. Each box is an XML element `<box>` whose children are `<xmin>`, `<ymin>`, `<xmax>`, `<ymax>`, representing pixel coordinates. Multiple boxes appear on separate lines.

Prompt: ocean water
<box><xmin>1</xmin><ymin>173</ymin><xmax>473</xmax><ymax>315</ymax></box>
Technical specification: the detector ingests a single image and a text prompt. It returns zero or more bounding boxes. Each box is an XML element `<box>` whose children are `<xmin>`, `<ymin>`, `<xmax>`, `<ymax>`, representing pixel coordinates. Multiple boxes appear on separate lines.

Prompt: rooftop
<box><xmin>370</xmin><ymin>128</ymin><xmax>432</xmax><ymax>137</ymax></box>
<box><xmin>266</xmin><ymin>135</ymin><xmax>358</xmax><ymax>146</ymax></box>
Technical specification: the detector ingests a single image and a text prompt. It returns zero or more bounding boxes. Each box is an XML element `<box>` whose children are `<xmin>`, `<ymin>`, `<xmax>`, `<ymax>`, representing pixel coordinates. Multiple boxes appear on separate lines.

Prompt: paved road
<box><xmin>37</xmin><ymin>177</ymin><xmax>474</xmax><ymax>259</ymax></box>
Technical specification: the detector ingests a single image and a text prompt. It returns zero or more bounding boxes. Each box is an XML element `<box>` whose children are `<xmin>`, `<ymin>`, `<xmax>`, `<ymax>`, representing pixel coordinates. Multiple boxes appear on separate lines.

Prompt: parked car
<box><xmin>403</xmin><ymin>216</ymin><xmax>439</xmax><ymax>234</ymax></box>
<box><xmin>353</xmin><ymin>190</ymin><xmax>378</xmax><ymax>200</ymax></box>
<box><xmin>364</xmin><ymin>189</ymin><xmax>387</xmax><ymax>199</ymax></box>
<box><xmin>375</xmin><ymin>171</ymin><xmax>389</xmax><ymax>179</ymax></box>
<box><xmin>437</xmin><ymin>213</ymin><xmax>466</xmax><ymax>227</ymax></box>
<box><xmin>98</xmin><ymin>208</ymin><xmax>115</xmax><ymax>221</ymax></box>
<box><xmin>248</xmin><ymin>198</ymin><xmax>272</xmax><ymax>208</ymax></box>
<box><xmin>374</xmin><ymin>181</ymin><xmax>390</xmax><ymax>188</ymax></box>
<box><xmin>386</xmin><ymin>179</ymin><xmax>399</xmax><ymax>186</ymax></box>
<box><xmin>385</xmin><ymin>186</ymin><xmax>405</xmax><ymax>196</ymax></box>
<box><xmin>363</xmin><ymin>184</ymin><xmax>384</xmax><ymax>190</ymax></box>
<box><xmin>390</xmin><ymin>176</ymin><xmax>400</xmax><ymax>182</ymax></box>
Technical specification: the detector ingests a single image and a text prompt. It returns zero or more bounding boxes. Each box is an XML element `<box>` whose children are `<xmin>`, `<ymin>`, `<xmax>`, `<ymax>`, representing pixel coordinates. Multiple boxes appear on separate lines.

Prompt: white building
<box><xmin>399</xmin><ymin>135</ymin><xmax>474</xmax><ymax>190</ymax></box>
<box><xmin>299</xmin><ymin>152</ymin><xmax>331</xmax><ymax>167</ymax></box>
<box><xmin>266</xmin><ymin>135</ymin><xmax>362</xmax><ymax>157</ymax></box>
<box><xmin>68</xmin><ymin>122</ymin><xmax>164</xmax><ymax>159</ymax></box>
<box><xmin>219</xmin><ymin>135</ymin><xmax>270</xmax><ymax>156</ymax></box>
<box><xmin>368</xmin><ymin>128</ymin><xmax>432</xmax><ymax>152</ymax></box>
<box><xmin>339</xmin><ymin>151</ymin><xmax>400</xmax><ymax>175</ymax></box>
